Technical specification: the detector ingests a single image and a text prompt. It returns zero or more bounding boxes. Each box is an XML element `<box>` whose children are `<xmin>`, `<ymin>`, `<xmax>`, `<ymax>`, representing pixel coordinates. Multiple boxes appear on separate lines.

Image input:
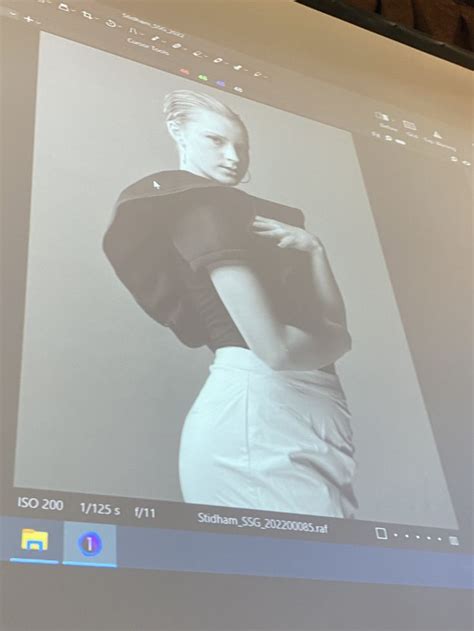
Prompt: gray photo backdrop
<box><xmin>14</xmin><ymin>32</ymin><xmax>457</xmax><ymax>528</ymax></box>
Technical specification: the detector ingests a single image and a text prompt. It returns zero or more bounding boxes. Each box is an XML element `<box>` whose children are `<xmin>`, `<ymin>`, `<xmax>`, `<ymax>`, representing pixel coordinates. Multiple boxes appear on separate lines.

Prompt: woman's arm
<box><xmin>252</xmin><ymin>215</ymin><xmax>349</xmax><ymax>329</ymax></box>
<box><xmin>209</xmin><ymin>263</ymin><xmax>351</xmax><ymax>371</ymax></box>
<box><xmin>304</xmin><ymin>241</ymin><xmax>348</xmax><ymax>329</ymax></box>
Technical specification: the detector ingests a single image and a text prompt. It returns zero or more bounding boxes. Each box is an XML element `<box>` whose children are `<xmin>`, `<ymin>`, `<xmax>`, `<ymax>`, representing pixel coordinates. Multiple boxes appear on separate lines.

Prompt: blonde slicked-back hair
<box><xmin>163</xmin><ymin>89</ymin><xmax>247</xmax><ymax>136</ymax></box>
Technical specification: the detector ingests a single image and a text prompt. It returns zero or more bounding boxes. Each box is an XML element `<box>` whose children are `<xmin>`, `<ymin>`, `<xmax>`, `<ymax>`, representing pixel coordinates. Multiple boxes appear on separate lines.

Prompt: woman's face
<box><xmin>181</xmin><ymin>109</ymin><xmax>249</xmax><ymax>186</ymax></box>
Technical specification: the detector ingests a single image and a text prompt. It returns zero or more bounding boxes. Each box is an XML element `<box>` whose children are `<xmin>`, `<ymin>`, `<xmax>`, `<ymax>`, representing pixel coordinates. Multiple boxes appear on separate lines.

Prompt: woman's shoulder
<box><xmin>115</xmin><ymin>170</ymin><xmax>234</xmax><ymax>207</ymax></box>
<box><xmin>115</xmin><ymin>171</ymin><xmax>305</xmax><ymax>228</ymax></box>
<box><xmin>247</xmin><ymin>193</ymin><xmax>305</xmax><ymax>228</ymax></box>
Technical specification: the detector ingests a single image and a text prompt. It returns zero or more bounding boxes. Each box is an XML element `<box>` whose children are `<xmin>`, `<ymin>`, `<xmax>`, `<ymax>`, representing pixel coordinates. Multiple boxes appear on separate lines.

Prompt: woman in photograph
<box><xmin>103</xmin><ymin>89</ymin><xmax>357</xmax><ymax>518</ymax></box>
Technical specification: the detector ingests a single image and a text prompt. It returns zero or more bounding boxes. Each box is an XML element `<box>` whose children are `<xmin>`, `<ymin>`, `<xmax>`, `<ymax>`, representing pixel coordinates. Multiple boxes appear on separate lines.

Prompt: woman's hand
<box><xmin>252</xmin><ymin>215</ymin><xmax>323</xmax><ymax>253</ymax></box>
<box><xmin>253</xmin><ymin>215</ymin><xmax>349</xmax><ymax>330</ymax></box>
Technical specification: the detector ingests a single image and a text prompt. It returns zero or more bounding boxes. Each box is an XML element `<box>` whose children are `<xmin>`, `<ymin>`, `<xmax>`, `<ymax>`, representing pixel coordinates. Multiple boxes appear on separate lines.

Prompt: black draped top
<box><xmin>103</xmin><ymin>170</ymin><xmax>317</xmax><ymax>351</ymax></box>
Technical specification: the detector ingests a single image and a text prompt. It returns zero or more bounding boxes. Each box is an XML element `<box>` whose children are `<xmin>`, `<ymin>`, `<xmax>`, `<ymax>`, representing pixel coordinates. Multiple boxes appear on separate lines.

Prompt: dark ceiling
<box><xmin>298</xmin><ymin>0</ymin><xmax>474</xmax><ymax>53</ymax></box>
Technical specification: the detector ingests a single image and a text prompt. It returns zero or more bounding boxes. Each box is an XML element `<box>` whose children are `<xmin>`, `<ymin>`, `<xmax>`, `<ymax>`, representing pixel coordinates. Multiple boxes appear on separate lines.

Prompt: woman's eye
<box><xmin>208</xmin><ymin>135</ymin><xmax>223</xmax><ymax>145</ymax></box>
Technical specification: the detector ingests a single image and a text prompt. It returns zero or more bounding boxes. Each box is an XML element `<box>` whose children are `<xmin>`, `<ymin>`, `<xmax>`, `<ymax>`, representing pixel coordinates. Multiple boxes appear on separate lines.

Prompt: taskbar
<box><xmin>1</xmin><ymin>487</ymin><xmax>469</xmax><ymax>554</ymax></box>
<box><xmin>1</xmin><ymin>515</ymin><xmax>472</xmax><ymax>590</ymax></box>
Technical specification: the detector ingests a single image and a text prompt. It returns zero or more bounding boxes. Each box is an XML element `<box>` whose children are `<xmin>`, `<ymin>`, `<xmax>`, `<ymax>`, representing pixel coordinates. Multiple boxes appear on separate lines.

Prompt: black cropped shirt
<box><xmin>103</xmin><ymin>169</ymin><xmax>317</xmax><ymax>352</ymax></box>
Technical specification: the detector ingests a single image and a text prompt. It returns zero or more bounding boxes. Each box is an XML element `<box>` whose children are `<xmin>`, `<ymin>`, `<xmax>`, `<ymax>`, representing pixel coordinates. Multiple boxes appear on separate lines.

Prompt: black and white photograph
<box><xmin>14</xmin><ymin>32</ymin><xmax>458</xmax><ymax>529</ymax></box>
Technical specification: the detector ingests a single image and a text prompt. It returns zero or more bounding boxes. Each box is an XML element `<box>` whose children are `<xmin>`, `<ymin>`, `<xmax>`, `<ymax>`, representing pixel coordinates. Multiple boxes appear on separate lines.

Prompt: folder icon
<box><xmin>21</xmin><ymin>528</ymin><xmax>49</xmax><ymax>551</ymax></box>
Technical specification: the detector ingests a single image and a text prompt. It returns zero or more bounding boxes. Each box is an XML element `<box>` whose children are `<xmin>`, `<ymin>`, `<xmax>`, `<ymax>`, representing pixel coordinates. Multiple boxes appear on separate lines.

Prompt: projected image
<box><xmin>103</xmin><ymin>89</ymin><xmax>357</xmax><ymax>519</ymax></box>
<box><xmin>14</xmin><ymin>32</ymin><xmax>458</xmax><ymax>528</ymax></box>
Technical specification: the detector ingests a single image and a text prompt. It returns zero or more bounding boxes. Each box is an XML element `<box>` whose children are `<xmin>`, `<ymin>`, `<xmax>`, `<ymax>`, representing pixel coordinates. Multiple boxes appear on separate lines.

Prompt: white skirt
<box><xmin>179</xmin><ymin>347</ymin><xmax>357</xmax><ymax>518</ymax></box>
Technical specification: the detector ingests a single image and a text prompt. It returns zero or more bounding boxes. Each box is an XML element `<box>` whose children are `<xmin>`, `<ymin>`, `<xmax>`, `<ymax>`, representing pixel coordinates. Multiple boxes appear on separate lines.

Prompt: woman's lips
<box><xmin>220</xmin><ymin>166</ymin><xmax>238</xmax><ymax>174</ymax></box>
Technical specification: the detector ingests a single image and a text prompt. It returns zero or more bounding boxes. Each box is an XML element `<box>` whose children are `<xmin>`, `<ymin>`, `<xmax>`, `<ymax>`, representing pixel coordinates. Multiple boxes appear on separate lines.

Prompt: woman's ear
<box><xmin>166</xmin><ymin>120</ymin><xmax>184</xmax><ymax>146</ymax></box>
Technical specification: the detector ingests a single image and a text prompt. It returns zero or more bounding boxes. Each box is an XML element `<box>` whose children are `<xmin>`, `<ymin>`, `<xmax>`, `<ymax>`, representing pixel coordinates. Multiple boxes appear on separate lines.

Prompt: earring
<box><xmin>241</xmin><ymin>168</ymin><xmax>251</xmax><ymax>184</ymax></box>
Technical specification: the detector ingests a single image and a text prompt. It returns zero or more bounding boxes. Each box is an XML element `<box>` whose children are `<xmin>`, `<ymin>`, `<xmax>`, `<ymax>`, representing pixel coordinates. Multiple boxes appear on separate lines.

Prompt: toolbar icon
<box><xmin>105</xmin><ymin>19</ymin><xmax>117</xmax><ymax>28</ymax></box>
<box><xmin>78</xmin><ymin>531</ymin><xmax>102</xmax><ymax>557</ymax></box>
<box><xmin>81</xmin><ymin>10</ymin><xmax>93</xmax><ymax>19</ymax></box>
<box><xmin>233</xmin><ymin>64</ymin><xmax>243</xmax><ymax>70</ymax></box>
<box><xmin>198</xmin><ymin>74</ymin><xmax>208</xmax><ymax>81</ymax></box>
<box><xmin>63</xmin><ymin>522</ymin><xmax>117</xmax><ymax>567</ymax></box>
<box><xmin>216</xmin><ymin>80</ymin><xmax>226</xmax><ymax>87</ymax></box>
<box><xmin>233</xmin><ymin>86</ymin><xmax>243</xmax><ymax>93</ymax></box>
<box><xmin>375</xmin><ymin>111</ymin><xmax>390</xmax><ymax>122</ymax></box>
<box><xmin>213</xmin><ymin>57</ymin><xmax>223</xmax><ymax>63</ymax></box>
<box><xmin>58</xmin><ymin>2</ymin><xmax>70</xmax><ymax>11</ymax></box>
<box><xmin>21</xmin><ymin>528</ymin><xmax>49</xmax><ymax>551</ymax></box>
<box><xmin>375</xmin><ymin>527</ymin><xmax>388</xmax><ymax>540</ymax></box>
<box><xmin>403</xmin><ymin>120</ymin><xmax>417</xmax><ymax>131</ymax></box>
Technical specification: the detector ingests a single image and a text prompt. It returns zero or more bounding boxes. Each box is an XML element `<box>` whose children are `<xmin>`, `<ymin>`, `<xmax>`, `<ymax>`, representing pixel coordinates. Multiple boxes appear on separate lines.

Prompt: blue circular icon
<box><xmin>78</xmin><ymin>531</ymin><xmax>102</xmax><ymax>557</ymax></box>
